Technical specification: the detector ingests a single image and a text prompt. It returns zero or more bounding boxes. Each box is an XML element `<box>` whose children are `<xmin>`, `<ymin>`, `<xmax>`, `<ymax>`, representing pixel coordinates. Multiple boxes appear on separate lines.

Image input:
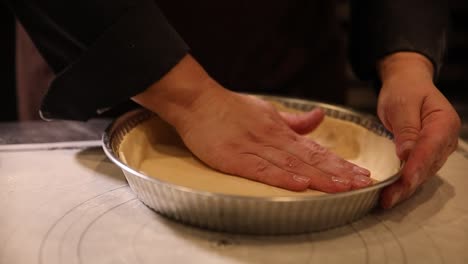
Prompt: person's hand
<box><xmin>133</xmin><ymin>54</ymin><xmax>373</xmax><ymax>192</ymax></box>
<box><xmin>377</xmin><ymin>52</ymin><xmax>461</xmax><ymax>208</ymax></box>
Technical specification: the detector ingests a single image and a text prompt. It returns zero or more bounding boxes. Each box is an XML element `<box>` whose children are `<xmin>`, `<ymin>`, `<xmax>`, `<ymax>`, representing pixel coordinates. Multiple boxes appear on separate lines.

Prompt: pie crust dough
<box><xmin>119</xmin><ymin>103</ymin><xmax>400</xmax><ymax>197</ymax></box>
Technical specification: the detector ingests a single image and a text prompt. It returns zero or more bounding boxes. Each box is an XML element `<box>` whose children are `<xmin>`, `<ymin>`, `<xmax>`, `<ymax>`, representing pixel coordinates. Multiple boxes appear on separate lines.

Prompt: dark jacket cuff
<box><xmin>349</xmin><ymin>0</ymin><xmax>448</xmax><ymax>85</ymax></box>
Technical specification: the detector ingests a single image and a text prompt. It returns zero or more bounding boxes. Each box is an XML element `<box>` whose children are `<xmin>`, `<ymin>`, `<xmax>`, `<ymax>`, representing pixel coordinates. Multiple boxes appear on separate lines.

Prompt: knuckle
<box><xmin>253</xmin><ymin>159</ymin><xmax>270</xmax><ymax>181</ymax></box>
<box><xmin>283</xmin><ymin>155</ymin><xmax>301</xmax><ymax>169</ymax></box>
<box><xmin>397</xmin><ymin>125</ymin><xmax>420</xmax><ymax>140</ymax></box>
<box><xmin>334</xmin><ymin>156</ymin><xmax>354</xmax><ymax>171</ymax></box>
<box><xmin>305</xmin><ymin>142</ymin><xmax>328</xmax><ymax>166</ymax></box>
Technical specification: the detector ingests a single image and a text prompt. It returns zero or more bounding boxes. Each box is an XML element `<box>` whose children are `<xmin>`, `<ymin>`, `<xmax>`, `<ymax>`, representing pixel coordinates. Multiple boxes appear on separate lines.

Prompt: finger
<box><xmin>256</xmin><ymin>146</ymin><xmax>354</xmax><ymax>193</ymax></box>
<box><xmin>231</xmin><ymin>153</ymin><xmax>311</xmax><ymax>191</ymax></box>
<box><xmin>380</xmin><ymin>123</ymin><xmax>452</xmax><ymax>208</ymax></box>
<box><xmin>382</xmin><ymin>96</ymin><xmax>422</xmax><ymax>161</ymax></box>
<box><xmin>423</xmin><ymin>134</ymin><xmax>457</xmax><ymax>182</ymax></box>
<box><xmin>300</xmin><ymin>138</ymin><xmax>371</xmax><ymax>176</ymax></box>
<box><xmin>279</xmin><ymin>108</ymin><xmax>325</xmax><ymax>134</ymax></box>
<box><xmin>380</xmin><ymin>178</ymin><xmax>405</xmax><ymax>209</ymax></box>
<box><xmin>281</xmin><ymin>138</ymin><xmax>373</xmax><ymax>190</ymax></box>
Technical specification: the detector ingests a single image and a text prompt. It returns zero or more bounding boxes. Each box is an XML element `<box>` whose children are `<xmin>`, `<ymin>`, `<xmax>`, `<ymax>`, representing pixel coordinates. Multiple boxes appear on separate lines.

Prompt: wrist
<box><xmin>132</xmin><ymin>54</ymin><xmax>225</xmax><ymax>128</ymax></box>
<box><xmin>378</xmin><ymin>52</ymin><xmax>434</xmax><ymax>84</ymax></box>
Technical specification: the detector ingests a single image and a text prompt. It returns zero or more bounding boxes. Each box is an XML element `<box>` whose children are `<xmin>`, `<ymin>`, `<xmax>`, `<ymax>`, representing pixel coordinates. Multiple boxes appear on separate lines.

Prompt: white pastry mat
<box><xmin>0</xmin><ymin>140</ymin><xmax>467</xmax><ymax>264</ymax></box>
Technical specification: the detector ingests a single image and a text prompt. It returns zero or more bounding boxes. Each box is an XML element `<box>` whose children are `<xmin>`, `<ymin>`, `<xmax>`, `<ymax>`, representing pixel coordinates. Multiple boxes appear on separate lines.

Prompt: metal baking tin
<box><xmin>102</xmin><ymin>95</ymin><xmax>401</xmax><ymax>235</ymax></box>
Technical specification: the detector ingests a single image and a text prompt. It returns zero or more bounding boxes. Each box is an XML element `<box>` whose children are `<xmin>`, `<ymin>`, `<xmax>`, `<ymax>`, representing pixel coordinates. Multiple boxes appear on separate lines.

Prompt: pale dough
<box><xmin>119</xmin><ymin>102</ymin><xmax>400</xmax><ymax>197</ymax></box>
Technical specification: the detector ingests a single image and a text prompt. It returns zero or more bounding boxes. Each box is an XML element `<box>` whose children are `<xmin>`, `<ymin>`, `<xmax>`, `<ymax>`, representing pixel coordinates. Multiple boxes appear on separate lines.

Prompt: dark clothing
<box><xmin>4</xmin><ymin>0</ymin><xmax>448</xmax><ymax>120</ymax></box>
<box><xmin>350</xmin><ymin>1</ymin><xmax>448</xmax><ymax>82</ymax></box>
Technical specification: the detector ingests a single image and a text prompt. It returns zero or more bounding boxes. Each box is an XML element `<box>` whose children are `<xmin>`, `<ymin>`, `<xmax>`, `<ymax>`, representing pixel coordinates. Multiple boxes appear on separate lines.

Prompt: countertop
<box><xmin>0</xmin><ymin>119</ymin><xmax>110</xmax><ymax>144</ymax></box>
<box><xmin>1</xmin><ymin>114</ymin><xmax>468</xmax><ymax>264</ymax></box>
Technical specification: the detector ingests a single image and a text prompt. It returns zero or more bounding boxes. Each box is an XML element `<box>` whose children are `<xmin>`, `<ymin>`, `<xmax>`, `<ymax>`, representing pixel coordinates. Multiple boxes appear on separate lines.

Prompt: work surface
<box><xmin>1</xmin><ymin>140</ymin><xmax>468</xmax><ymax>264</ymax></box>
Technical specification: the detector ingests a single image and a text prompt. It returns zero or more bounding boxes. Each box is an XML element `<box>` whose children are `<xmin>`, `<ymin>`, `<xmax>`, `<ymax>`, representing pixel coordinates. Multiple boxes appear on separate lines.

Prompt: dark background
<box><xmin>0</xmin><ymin>3</ymin><xmax>16</xmax><ymax>121</ymax></box>
<box><xmin>0</xmin><ymin>1</ymin><xmax>467</xmax><ymax>122</ymax></box>
<box><xmin>440</xmin><ymin>0</ymin><xmax>468</xmax><ymax>113</ymax></box>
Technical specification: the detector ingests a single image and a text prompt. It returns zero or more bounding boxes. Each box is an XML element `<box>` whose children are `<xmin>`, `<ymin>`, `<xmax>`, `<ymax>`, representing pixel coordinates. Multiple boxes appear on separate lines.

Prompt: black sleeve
<box><xmin>349</xmin><ymin>0</ymin><xmax>449</xmax><ymax>83</ymax></box>
<box><xmin>4</xmin><ymin>0</ymin><xmax>189</xmax><ymax>120</ymax></box>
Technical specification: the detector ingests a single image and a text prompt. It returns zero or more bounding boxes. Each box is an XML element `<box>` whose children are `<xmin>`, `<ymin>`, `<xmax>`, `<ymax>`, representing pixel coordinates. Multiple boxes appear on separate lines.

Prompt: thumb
<box><xmin>280</xmin><ymin>108</ymin><xmax>325</xmax><ymax>134</ymax></box>
<box><xmin>380</xmin><ymin>97</ymin><xmax>421</xmax><ymax>161</ymax></box>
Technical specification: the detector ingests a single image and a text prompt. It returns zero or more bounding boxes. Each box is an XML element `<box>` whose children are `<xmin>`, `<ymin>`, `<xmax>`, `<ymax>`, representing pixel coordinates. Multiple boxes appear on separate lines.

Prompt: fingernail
<box><xmin>353</xmin><ymin>174</ymin><xmax>373</xmax><ymax>187</ymax></box>
<box><xmin>353</xmin><ymin>166</ymin><xmax>371</xmax><ymax>176</ymax></box>
<box><xmin>331</xmin><ymin>176</ymin><xmax>351</xmax><ymax>186</ymax></box>
<box><xmin>398</xmin><ymin>141</ymin><xmax>415</xmax><ymax>157</ymax></box>
<box><xmin>293</xmin><ymin>175</ymin><xmax>311</xmax><ymax>183</ymax></box>
<box><xmin>389</xmin><ymin>189</ymin><xmax>402</xmax><ymax>208</ymax></box>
